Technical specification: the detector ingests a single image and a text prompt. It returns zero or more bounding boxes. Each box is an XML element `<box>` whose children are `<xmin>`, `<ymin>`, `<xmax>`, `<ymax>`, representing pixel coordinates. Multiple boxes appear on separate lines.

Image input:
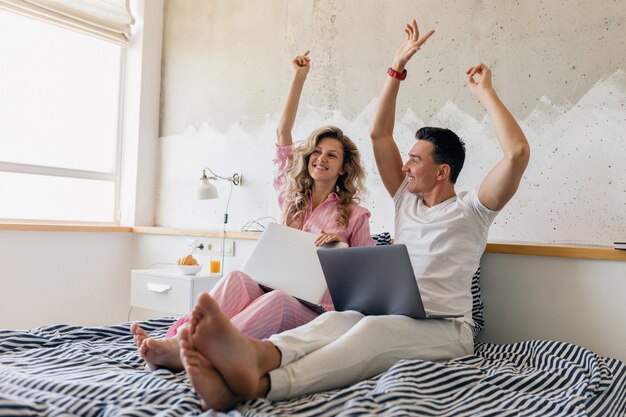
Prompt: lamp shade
<box><xmin>194</xmin><ymin>178</ymin><xmax>219</xmax><ymax>200</ymax></box>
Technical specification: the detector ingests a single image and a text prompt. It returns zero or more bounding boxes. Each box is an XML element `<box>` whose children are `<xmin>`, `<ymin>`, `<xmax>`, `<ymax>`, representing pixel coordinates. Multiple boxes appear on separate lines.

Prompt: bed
<box><xmin>2</xmin><ymin>234</ymin><xmax>624</xmax><ymax>416</ymax></box>
<box><xmin>1</xmin><ymin>315</ymin><xmax>624</xmax><ymax>417</ymax></box>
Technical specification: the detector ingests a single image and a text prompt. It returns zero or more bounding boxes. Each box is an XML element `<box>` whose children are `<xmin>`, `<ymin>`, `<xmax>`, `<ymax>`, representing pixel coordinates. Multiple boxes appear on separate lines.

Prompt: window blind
<box><xmin>0</xmin><ymin>0</ymin><xmax>135</xmax><ymax>45</ymax></box>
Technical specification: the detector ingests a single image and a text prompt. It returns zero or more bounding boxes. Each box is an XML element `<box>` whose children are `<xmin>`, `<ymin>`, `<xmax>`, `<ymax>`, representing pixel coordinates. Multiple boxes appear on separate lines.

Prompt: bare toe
<box><xmin>180</xmin><ymin>328</ymin><xmax>242</xmax><ymax>411</ymax></box>
<box><xmin>130</xmin><ymin>323</ymin><xmax>149</xmax><ymax>348</ymax></box>
<box><xmin>140</xmin><ymin>337</ymin><xmax>183</xmax><ymax>371</ymax></box>
<box><xmin>190</xmin><ymin>293</ymin><xmax>266</xmax><ymax>397</ymax></box>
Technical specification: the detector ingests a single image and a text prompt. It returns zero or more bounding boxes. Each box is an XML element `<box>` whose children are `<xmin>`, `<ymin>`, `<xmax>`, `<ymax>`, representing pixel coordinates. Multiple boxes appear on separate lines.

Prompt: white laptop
<box><xmin>242</xmin><ymin>223</ymin><xmax>346</xmax><ymax>311</ymax></box>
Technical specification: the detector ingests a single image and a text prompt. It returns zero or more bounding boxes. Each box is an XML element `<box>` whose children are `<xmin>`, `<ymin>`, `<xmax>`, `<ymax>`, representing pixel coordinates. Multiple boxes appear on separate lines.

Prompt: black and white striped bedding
<box><xmin>1</xmin><ymin>317</ymin><xmax>624</xmax><ymax>417</ymax></box>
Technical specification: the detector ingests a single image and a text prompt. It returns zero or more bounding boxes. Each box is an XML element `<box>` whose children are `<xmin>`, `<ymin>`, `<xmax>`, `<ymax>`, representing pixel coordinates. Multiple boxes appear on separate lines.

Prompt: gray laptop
<box><xmin>317</xmin><ymin>244</ymin><xmax>462</xmax><ymax>319</ymax></box>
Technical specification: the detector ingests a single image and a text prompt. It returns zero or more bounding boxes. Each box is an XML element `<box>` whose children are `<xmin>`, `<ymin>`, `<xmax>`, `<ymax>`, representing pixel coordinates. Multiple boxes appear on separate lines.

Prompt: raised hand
<box><xmin>277</xmin><ymin>51</ymin><xmax>311</xmax><ymax>146</ymax></box>
<box><xmin>393</xmin><ymin>19</ymin><xmax>435</xmax><ymax>71</ymax></box>
<box><xmin>469</xmin><ymin>62</ymin><xmax>530</xmax><ymax>212</ymax></box>
<box><xmin>466</xmin><ymin>63</ymin><xmax>494</xmax><ymax>98</ymax></box>
<box><xmin>292</xmin><ymin>51</ymin><xmax>311</xmax><ymax>75</ymax></box>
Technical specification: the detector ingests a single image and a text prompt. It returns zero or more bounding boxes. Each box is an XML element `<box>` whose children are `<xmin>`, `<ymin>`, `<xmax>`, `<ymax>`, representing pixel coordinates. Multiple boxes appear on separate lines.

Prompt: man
<box><xmin>178</xmin><ymin>19</ymin><xmax>530</xmax><ymax>411</ymax></box>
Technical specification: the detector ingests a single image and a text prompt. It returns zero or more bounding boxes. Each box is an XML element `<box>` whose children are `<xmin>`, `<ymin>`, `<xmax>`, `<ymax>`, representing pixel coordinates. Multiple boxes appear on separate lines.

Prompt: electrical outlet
<box><xmin>194</xmin><ymin>240</ymin><xmax>211</xmax><ymax>252</ymax></box>
<box><xmin>200</xmin><ymin>240</ymin><xmax>235</xmax><ymax>256</ymax></box>
<box><xmin>223</xmin><ymin>240</ymin><xmax>235</xmax><ymax>256</ymax></box>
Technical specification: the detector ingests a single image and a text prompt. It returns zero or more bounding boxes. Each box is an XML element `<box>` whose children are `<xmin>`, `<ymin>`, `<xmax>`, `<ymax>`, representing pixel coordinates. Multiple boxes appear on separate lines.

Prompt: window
<box><xmin>0</xmin><ymin>9</ymin><xmax>124</xmax><ymax>223</ymax></box>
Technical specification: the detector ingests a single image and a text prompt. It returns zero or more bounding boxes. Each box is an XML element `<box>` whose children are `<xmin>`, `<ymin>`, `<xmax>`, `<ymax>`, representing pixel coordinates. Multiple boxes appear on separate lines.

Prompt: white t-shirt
<box><xmin>393</xmin><ymin>178</ymin><xmax>498</xmax><ymax>323</ymax></box>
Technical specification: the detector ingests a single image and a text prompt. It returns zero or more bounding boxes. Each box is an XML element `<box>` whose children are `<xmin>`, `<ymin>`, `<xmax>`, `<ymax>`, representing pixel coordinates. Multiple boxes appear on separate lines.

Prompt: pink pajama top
<box><xmin>274</xmin><ymin>145</ymin><xmax>375</xmax><ymax>311</ymax></box>
<box><xmin>273</xmin><ymin>145</ymin><xmax>376</xmax><ymax>247</ymax></box>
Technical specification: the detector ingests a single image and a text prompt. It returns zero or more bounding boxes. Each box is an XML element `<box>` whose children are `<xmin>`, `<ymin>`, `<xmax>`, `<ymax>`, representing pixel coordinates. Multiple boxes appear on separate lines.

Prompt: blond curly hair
<box><xmin>282</xmin><ymin>126</ymin><xmax>367</xmax><ymax>229</ymax></box>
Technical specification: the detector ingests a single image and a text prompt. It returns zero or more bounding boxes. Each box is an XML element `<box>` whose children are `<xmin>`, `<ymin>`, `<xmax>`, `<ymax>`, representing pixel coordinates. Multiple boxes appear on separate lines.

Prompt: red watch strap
<box><xmin>387</xmin><ymin>67</ymin><xmax>407</xmax><ymax>80</ymax></box>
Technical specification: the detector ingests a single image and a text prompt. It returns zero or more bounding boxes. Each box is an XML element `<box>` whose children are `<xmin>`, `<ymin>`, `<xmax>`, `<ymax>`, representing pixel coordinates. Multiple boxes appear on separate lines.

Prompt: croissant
<box><xmin>177</xmin><ymin>254</ymin><xmax>198</xmax><ymax>266</ymax></box>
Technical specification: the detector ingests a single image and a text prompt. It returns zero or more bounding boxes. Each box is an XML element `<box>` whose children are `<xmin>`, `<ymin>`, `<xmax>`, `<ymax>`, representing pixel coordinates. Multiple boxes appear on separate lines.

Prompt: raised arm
<box><xmin>370</xmin><ymin>20</ymin><xmax>434</xmax><ymax>197</ymax></box>
<box><xmin>468</xmin><ymin>64</ymin><xmax>530</xmax><ymax>211</ymax></box>
<box><xmin>276</xmin><ymin>51</ymin><xmax>310</xmax><ymax>147</ymax></box>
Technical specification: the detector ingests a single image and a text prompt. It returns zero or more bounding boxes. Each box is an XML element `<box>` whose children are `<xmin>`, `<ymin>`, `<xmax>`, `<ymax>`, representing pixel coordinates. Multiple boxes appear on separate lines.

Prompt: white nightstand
<box><xmin>130</xmin><ymin>269</ymin><xmax>221</xmax><ymax>315</ymax></box>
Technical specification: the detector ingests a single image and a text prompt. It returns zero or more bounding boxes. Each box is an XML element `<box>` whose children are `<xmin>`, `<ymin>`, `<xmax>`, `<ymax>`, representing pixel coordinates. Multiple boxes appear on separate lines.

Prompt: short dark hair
<box><xmin>415</xmin><ymin>127</ymin><xmax>466</xmax><ymax>184</ymax></box>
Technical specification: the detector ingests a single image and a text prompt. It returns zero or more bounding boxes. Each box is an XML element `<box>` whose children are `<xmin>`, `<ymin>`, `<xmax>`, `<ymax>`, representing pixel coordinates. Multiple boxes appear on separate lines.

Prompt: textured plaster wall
<box><xmin>157</xmin><ymin>0</ymin><xmax>626</xmax><ymax>246</ymax></box>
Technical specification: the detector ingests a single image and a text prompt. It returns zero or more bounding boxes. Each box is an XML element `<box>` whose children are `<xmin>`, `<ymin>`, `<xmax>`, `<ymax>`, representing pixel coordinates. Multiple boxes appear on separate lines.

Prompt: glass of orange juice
<box><xmin>210</xmin><ymin>259</ymin><xmax>221</xmax><ymax>275</ymax></box>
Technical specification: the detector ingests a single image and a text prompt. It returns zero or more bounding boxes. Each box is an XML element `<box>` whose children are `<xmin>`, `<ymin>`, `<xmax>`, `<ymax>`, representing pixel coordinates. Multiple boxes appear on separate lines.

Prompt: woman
<box><xmin>131</xmin><ymin>52</ymin><xmax>375</xmax><ymax>371</ymax></box>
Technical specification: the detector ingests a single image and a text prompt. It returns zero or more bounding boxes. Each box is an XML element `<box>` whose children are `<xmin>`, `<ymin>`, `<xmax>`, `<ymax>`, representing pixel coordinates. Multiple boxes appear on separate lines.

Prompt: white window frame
<box><xmin>118</xmin><ymin>0</ymin><xmax>162</xmax><ymax>227</ymax></box>
<box><xmin>0</xmin><ymin>0</ymin><xmax>162</xmax><ymax>227</ymax></box>
<box><xmin>0</xmin><ymin>160</ymin><xmax>122</xmax><ymax>222</ymax></box>
<box><xmin>0</xmin><ymin>45</ymin><xmax>126</xmax><ymax>225</ymax></box>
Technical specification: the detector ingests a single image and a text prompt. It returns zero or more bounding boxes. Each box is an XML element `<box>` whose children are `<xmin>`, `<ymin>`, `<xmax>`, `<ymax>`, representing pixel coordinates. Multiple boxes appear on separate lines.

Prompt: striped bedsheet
<box><xmin>0</xmin><ymin>317</ymin><xmax>624</xmax><ymax>417</ymax></box>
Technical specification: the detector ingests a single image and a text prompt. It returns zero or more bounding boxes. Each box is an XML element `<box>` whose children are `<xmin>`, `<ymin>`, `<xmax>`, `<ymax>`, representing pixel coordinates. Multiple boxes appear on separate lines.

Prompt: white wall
<box><xmin>478</xmin><ymin>253</ymin><xmax>626</xmax><ymax>363</ymax></box>
<box><xmin>0</xmin><ymin>231</ymin><xmax>132</xmax><ymax>329</ymax></box>
<box><xmin>157</xmin><ymin>0</ymin><xmax>626</xmax><ymax>247</ymax></box>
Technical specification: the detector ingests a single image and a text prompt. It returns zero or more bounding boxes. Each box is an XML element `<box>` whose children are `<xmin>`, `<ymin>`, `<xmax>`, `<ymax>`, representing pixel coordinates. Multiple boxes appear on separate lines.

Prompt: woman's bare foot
<box><xmin>189</xmin><ymin>293</ymin><xmax>279</xmax><ymax>398</ymax></box>
<box><xmin>130</xmin><ymin>323</ymin><xmax>183</xmax><ymax>371</ymax></box>
<box><xmin>179</xmin><ymin>327</ymin><xmax>242</xmax><ymax>411</ymax></box>
<box><xmin>130</xmin><ymin>322</ymin><xmax>148</xmax><ymax>348</ymax></box>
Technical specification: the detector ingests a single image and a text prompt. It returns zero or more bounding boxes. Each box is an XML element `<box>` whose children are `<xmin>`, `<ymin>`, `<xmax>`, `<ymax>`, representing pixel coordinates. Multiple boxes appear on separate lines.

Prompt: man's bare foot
<box><xmin>179</xmin><ymin>327</ymin><xmax>242</xmax><ymax>411</ymax></box>
<box><xmin>130</xmin><ymin>323</ymin><xmax>183</xmax><ymax>371</ymax></box>
<box><xmin>189</xmin><ymin>293</ymin><xmax>279</xmax><ymax>398</ymax></box>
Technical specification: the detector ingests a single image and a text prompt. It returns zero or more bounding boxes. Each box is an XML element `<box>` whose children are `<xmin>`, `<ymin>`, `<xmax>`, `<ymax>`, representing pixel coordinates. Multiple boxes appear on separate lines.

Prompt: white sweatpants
<box><xmin>267</xmin><ymin>311</ymin><xmax>474</xmax><ymax>400</ymax></box>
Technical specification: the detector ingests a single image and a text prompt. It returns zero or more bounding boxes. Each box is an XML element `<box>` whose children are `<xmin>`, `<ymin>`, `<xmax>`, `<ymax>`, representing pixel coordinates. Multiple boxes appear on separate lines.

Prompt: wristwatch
<box><xmin>387</xmin><ymin>67</ymin><xmax>407</xmax><ymax>80</ymax></box>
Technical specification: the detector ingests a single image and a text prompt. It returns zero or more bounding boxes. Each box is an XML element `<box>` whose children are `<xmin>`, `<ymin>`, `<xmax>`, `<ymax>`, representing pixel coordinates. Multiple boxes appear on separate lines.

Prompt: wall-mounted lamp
<box><xmin>194</xmin><ymin>168</ymin><xmax>242</xmax><ymax>200</ymax></box>
<box><xmin>194</xmin><ymin>167</ymin><xmax>242</xmax><ymax>277</ymax></box>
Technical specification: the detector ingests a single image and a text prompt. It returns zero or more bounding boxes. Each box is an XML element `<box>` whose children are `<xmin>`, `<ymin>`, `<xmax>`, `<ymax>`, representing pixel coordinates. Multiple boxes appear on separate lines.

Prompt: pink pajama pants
<box><xmin>165</xmin><ymin>271</ymin><xmax>333</xmax><ymax>339</ymax></box>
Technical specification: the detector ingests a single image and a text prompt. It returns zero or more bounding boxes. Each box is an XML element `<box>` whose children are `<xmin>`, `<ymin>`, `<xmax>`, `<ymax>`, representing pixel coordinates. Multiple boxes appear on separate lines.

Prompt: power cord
<box><xmin>240</xmin><ymin>216</ymin><xmax>278</xmax><ymax>232</ymax></box>
<box><xmin>217</xmin><ymin>181</ymin><xmax>236</xmax><ymax>277</ymax></box>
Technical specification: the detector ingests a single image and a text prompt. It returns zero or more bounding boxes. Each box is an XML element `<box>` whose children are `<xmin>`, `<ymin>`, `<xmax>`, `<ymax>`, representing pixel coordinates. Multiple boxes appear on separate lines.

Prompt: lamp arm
<box><xmin>201</xmin><ymin>168</ymin><xmax>241</xmax><ymax>186</ymax></box>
